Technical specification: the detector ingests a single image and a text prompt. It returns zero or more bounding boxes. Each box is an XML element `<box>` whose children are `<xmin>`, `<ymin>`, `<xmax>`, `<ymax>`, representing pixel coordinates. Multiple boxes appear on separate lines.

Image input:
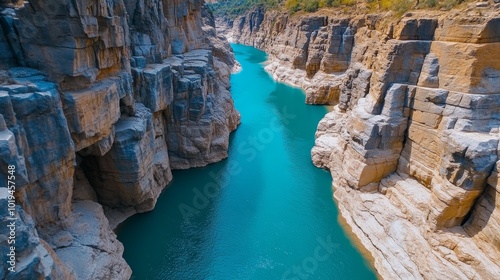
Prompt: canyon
<box><xmin>222</xmin><ymin>3</ymin><xmax>500</xmax><ymax>279</ymax></box>
<box><xmin>0</xmin><ymin>0</ymin><xmax>239</xmax><ymax>278</ymax></box>
<box><xmin>1</xmin><ymin>0</ymin><xmax>499</xmax><ymax>279</ymax></box>
<box><xmin>117</xmin><ymin>44</ymin><xmax>377</xmax><ymax>279</ymax></box>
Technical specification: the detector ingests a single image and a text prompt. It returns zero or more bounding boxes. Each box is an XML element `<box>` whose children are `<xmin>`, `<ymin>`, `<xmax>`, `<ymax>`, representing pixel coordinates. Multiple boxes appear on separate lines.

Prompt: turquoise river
<box><xmin>117</xmin><ymin>44</ymin><xmax>377</xmax><ymax>280</ymax></box>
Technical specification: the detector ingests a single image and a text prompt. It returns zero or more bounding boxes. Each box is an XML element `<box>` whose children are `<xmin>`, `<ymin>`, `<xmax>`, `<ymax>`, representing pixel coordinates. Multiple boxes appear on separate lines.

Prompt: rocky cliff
<box><xmin>0</xmin><ymin>0</ymin><xmax>239</xmax><ymax>279</ymax></box>
<box><xmin>225</xmin><ymin>3</ymin><xmax>500</xmax><ymax>279</ymax></box>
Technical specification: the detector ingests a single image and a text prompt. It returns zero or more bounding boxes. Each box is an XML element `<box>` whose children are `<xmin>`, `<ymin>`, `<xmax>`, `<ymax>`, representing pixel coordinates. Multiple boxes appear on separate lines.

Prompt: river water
<box><xmin>117</xmin><ymin>44</ymin><xmax>376</xmax><ymax>280</ymax></box>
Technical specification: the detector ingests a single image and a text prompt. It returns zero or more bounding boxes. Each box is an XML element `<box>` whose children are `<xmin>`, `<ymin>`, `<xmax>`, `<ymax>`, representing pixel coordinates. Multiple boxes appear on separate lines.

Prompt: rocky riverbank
<box><xmin>0</xmin><ymin>0</ymin><xmax>239</xmax><ymax>278</ymax></box>
<box><xmin>223</xmin><ymin>3</ymin><xmax>500</xmax><ymax>279</ymax></box>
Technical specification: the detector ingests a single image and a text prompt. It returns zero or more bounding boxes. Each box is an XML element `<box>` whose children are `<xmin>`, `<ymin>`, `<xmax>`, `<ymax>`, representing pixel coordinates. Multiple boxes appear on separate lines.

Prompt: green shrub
<box><xmin>340</xmin><ymin>0</ymin><xmax>356</xmax><ymax>5</ymax></box>
<box><xmin>422</xmin><ymin>0</ymin><xmax>437</xmax><ymax>7</ymax></box>
<box><xmin>208</xmin><ymin>0</ymin><xmax>280</xmax><ymax>18</ymax></box>
<box><xmin>318</xmin><ymin>0</ymin><xmax>335</xmax><ymax>7</ymax></box>
<box><xmin>208</xmin><ymin>0</ymin><xmax>464</xmax><ymax>19</ymax></box>
<box><xmin>303</xmin><ymin>0</ymin><xmax>320</xmax><ymax>12</ymax></box>
<box><xmin>376</xmin><ymin>0</ymin><xmax>414</xmax><ymax>14</ymax></box>
<box><xmin>285</xmin><ymin>0</ymin><xmax>302</xmax><ymax>12</ymax></box>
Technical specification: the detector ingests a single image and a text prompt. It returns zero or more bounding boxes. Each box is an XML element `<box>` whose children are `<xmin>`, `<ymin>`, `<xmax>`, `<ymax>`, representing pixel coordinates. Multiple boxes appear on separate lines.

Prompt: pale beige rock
<box><xmin>301</xmin><ymin>9</ymin><xmax>500</xmax><ymax>280</ymax></box>
<box><xmin>430</xmin><ymin>41</ymin><xmax>500</xmax><ymax>94</ymax></box>
<box><xmin>62</xmin><ymin>79</ymin><xmax>122</xmax><ymax>151</ymax></box>
<box><xmin>335</xmin><ymin>174</ymin><xmax>500</xmax><ymax>280</ymax></box>
<box><xmin>464</xmin><ymin>161</ymin><xmax>500</xmax><ymax>261</ymax></box>
<box><xmin>265</xmin><ymin>61</ymin><xmax>343</xmax><ymax>105</ymax></box>
<box><xmin>229</xmin><ymin>6</ymin><xmax>500</xmax><ymax>278</ymax></box>
<box><xmin>224</xmin><ymin>10</ymin><xmax>353</xmax><ymax>105</ymax></box>
<box><xmin>50</xmin><ymin>201</ymin><xmax>132</xmax><ymax>280</ymax></box>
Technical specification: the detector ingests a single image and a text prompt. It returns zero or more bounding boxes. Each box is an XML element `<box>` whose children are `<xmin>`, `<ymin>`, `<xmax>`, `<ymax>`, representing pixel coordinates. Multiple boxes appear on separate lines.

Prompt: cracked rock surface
<box><xmin>0</xmin><ymin>0</ymin><xmax>239</xmax><ymax>278</ymax></box>
<box><xmin>223</xmin><ymin>5</ymin><xmax>500</xmax><ymax>280</ymax></box>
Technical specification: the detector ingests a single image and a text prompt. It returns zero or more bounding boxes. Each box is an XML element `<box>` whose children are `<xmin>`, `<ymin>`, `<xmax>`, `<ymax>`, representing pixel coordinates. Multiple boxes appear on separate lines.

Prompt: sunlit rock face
<box><xmin>223</xmin><ymin>8</ymin><xmax>354</xmax><ymax>105</ymax></box>
<box><xmin>0</xmin><ymin>0</ymin><xmax>239</xmax><ymax>278</ymax></box>
<box><xmin>225</xmin><ymin>6</ymin><xmax>500</xmax><ymax>280</ymax></box>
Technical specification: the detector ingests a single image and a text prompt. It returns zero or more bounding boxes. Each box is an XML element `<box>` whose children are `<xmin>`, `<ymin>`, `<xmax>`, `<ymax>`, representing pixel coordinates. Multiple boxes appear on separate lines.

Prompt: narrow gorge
<box><xmin>221</xmin><ymin>3</ymin><xmax>500</xmax><ymax>279</ymax></box>
<box><xmin>117</xmin><ymin>44</ymin><xmax>376</xmax><ymax>279</ymax></box>
<box><xmin>0</xmin><ymin>0</ymin><xmax>499</xmax><ymax>279</ymax></box>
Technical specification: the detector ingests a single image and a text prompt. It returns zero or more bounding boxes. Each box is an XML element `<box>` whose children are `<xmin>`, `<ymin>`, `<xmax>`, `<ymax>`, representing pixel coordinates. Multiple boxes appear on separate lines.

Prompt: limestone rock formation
<box><xmin>224</xmin><ymin>9</ymin><xmax>355</xmax><ymax>105</ymax></box>
<box><xmin>0</xmin><ymin>188</ymin><xmax>76</xmax><ymax>280</ymax></box>
<box><xmin>224</xmin><ymin>5</ymin><xmax>500</xmax><ymax>279</ymax></box>
<box><xmin>310</xmin><ymin>10</ymin><xmax>500</xmax><ymax>280</ymax></box>
<box><xmin>0</xmin><ymin>68</ymin><xmax>75</xmax><ymax>228</ymax></box>
<box><xmin>0</xmin><ymin>0</ymin><xmax>239</xmax><ymax>278</ymax></box>
<box><xmin>48</xmin><ymin>200</ymin><xmax>131</xmax><ymax>280</ymax></box>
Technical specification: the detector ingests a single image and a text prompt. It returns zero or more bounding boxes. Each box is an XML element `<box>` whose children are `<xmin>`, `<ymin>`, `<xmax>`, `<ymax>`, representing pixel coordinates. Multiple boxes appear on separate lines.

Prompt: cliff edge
<box><xmin>225</xmin><ymin>3</ymin><xmax>500</xmax><ymax>279</ymax></box>
<box><xmin>0</xmin><ymin>0</ymin><xmax>239</xmax><ymax>279</ymax></box>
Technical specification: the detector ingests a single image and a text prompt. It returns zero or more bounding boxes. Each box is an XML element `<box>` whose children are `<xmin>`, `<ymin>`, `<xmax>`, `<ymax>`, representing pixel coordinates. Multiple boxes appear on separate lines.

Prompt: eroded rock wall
<box><xmin>225</xmin><ymin>4</ymin><xmax>500</xmax><ymax>280</ymax></box>
<box><xmin>0</xmin><ymin>0</ymin><xmax>239</xmax><ymax>279</ymax></box>
<box><xmin>314</xmin><ymin>10</ymin><xmax>500</xmax><ymax>280</ymax></box>
<box><xmin>224</xmin><ymin>8</ymin><xmax>355</xmax><ymax>105</ymax></box>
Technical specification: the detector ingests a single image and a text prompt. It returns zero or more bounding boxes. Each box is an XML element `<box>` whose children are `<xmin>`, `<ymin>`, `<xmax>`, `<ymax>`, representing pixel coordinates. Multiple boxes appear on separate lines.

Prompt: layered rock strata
<box><xmin>0</xmin><ymin>0</ymin><xmax>239</xmax><ymax>279</ymax></box>
<box><xmin>222</xmin><ymin>8</ymin><xmax>355</xmax><ymax>105</ymax></box>
<box><xmin>225</xmin><ymin>5</ymin><xmax>500</xmax><ymax>280</ymax></box>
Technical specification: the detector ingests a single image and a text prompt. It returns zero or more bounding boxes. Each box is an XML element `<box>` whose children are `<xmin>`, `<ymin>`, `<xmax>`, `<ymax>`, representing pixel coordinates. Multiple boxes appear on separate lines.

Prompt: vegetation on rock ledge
<box><xmin>207</xmin><ymin>0</ymin><xmax>280</xmax><ymax>18</ymax></box>
<box><xmin>208</xmin><ymin>0</ymin><xmax>465</xmax><ymax>18</ymax></box>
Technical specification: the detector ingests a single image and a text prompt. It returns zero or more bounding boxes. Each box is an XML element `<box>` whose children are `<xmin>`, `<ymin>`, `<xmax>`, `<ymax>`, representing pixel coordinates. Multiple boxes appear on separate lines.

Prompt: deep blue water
<box><xmin>117</xmin><ymin>44</ymin><xmax>377</xmax><ymax>280</ymax></box>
